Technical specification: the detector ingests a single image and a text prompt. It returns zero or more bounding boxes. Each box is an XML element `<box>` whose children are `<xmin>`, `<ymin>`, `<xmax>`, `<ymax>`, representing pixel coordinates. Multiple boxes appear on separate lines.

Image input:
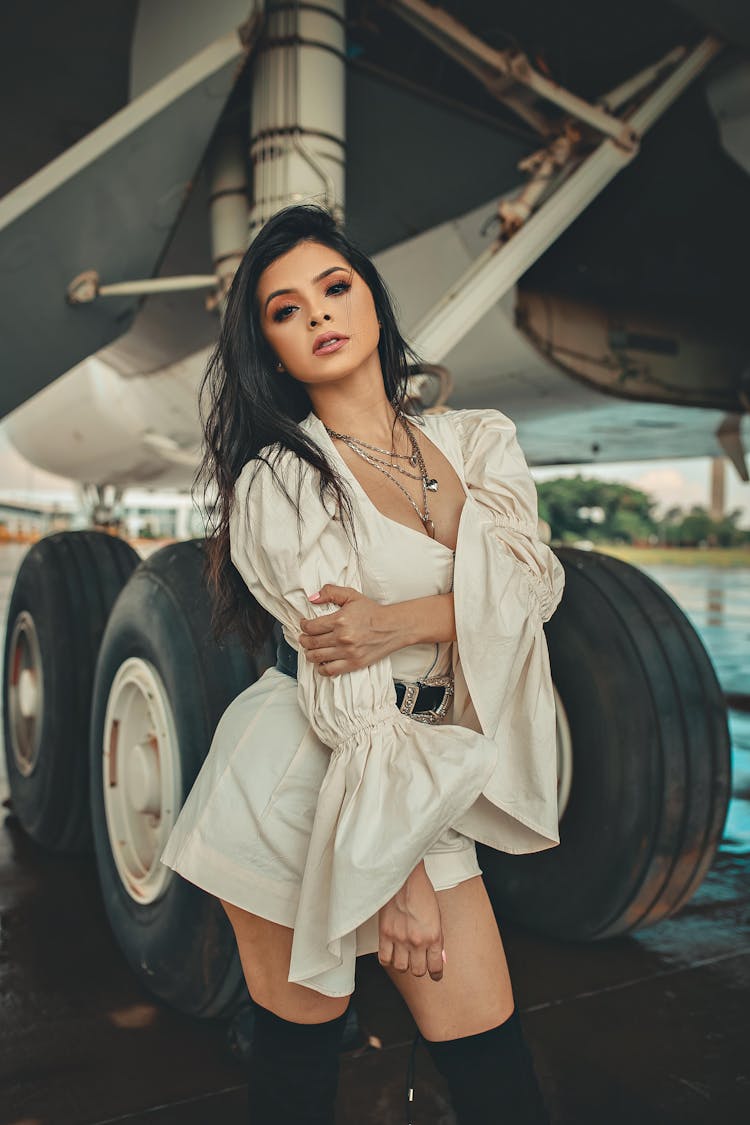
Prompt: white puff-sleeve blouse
<box><xmin>226</xmin><ymin>406</ymin><xmax>565</xmax><ymax>993</ymax></box>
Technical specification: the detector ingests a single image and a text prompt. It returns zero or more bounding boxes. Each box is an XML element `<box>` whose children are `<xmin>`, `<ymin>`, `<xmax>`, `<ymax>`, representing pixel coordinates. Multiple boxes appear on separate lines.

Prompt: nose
<box><xmin>310</xmin><ymin>313</ymin><xmax>331</xmax><ymax>327</ymax></box>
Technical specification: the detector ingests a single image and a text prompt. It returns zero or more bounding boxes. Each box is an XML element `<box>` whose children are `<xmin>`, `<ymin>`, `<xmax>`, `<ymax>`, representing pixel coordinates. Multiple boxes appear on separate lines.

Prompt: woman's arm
<box><xmin>297</xmin><ymin>589</ymin><xmax>455</xmax><ymax>675</ymax></box>
<box><xmin>379</xmin><ymin>592</ymin><xmax>456</xmax><ymax>647</ymax></box>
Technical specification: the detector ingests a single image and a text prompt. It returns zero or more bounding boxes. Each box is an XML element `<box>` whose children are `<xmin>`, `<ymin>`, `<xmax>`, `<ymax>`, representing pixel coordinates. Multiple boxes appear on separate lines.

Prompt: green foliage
<box><xmin>535</xmin><ymin>476</ymin><xmax>750</xmax><ymax>547</ymax></box>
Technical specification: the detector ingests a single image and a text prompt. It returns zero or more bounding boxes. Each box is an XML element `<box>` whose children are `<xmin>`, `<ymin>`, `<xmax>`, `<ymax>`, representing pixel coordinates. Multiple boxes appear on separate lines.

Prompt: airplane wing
<box><xmin>0</xmin><ymin>15</ymin><xmax>257</xmax><ymax>416</ymax></box>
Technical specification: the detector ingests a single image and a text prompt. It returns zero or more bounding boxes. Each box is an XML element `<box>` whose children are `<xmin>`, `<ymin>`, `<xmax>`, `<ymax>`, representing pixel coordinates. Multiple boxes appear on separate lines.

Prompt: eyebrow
<box><xmin>263</xmin><ymin>265</ymin><xmax>351</xmax><ymax>315</ymax></box>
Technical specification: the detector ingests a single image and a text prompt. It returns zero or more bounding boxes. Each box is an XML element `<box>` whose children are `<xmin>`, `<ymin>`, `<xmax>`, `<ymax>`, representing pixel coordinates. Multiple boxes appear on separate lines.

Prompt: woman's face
<box><xmin>256</xmin><ymin>240</ymin><xmax>381</xmax><ymax>388</ymax></box>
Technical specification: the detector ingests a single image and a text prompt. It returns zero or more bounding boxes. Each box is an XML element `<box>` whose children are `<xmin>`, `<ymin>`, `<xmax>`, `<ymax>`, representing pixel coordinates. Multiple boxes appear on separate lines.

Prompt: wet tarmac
<box><xmin>1</xmin><ymin>544</ymin><xmax>748</xmax><ymax>1124</ymax></box>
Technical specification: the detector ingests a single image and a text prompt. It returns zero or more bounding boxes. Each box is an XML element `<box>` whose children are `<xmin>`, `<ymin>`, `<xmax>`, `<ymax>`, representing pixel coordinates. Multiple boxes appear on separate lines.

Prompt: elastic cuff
<box><xmin>250</xmin><ymin>999</ymin><xmax>351</xmax><ymax>1053</ymax></box>
<box><xmin>422</xmin><ymin>1004</ymin><xmax>520</xmax><ymax>1055</ymax></box>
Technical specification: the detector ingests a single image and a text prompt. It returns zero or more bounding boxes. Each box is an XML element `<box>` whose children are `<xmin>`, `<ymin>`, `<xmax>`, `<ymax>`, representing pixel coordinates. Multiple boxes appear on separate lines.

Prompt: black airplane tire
<box><xmin>89</xmin><ymin>539</ymin><xmax>271</xmax><ymax>1018</ymax></box>
<box><xmin>479</xmin><ymin>546</ymin><xmax>732</xmax><ymax>941</ymax></box>
<box><xmin>3</xmin><ymin>531</ymin><xmax>140</xmax><ymax>853</ymax></box>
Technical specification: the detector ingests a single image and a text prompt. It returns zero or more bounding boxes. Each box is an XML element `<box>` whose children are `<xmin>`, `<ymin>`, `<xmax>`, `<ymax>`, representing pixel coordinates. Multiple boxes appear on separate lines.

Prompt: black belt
<box><xmin>274</xmin><ymin>637</ymin><xmax>454</xmax><ymax>724</ymax></box>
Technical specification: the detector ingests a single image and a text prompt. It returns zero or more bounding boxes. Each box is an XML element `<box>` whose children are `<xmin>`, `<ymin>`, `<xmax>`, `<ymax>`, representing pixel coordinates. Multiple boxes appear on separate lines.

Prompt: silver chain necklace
<box><xmin>324</xmin><ymin>409</ymin><xmax>440</xmax><ymax>539</ymax></box>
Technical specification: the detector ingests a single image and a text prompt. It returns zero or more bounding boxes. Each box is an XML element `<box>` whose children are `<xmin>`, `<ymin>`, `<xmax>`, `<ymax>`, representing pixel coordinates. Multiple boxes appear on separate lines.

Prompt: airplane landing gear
<box><xmin>88</xmin><ymin>539</ymin><xmax>267</xmax><ymax>1018</ymax></box>
<box><xmin>2</xmin><ymin>531</ymin><xmax>139</xmax><ymax>852</ymax></box>
<box><xmin>480</xmin><ymin>547</ymin><xmax>732</xmax><ymax>940</ymax></box>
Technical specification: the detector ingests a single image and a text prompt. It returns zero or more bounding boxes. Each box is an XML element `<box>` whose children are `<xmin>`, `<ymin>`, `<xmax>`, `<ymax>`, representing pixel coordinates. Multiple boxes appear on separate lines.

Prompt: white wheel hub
<box><xmin>124</xmin><ymin>739</ymin><xmax>162</xmax><ymax>815</ymax></box>
<box><xmin>102</xmin><ymin>658</ymin><xmax>182</xmax><ymax>904</ymax></box>
<box><xmin>18</xmin><ymin>667</ymin><xmax>39</xmax><ymax>718</ymax></box>
<box><xmin>553</xmin><ymin>683</ymin><xmax>574</xmax><ymax>821</ymax></box>
<box><xmin>8</xmin><ymin>611</ymin><xmax>44</xmax><ymax>777</ymax></box>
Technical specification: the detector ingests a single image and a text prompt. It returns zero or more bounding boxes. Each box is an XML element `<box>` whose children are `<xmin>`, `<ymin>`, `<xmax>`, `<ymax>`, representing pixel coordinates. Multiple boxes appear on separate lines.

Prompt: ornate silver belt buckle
<box><xmin>398</xmin><ymin>674</ymin><xmax>454</xmax><ymax>725</ymax></box>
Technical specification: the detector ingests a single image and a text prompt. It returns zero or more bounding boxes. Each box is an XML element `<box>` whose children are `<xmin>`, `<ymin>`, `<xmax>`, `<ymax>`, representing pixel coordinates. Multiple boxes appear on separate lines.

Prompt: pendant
<box><xmin>424</xmin><ymin>517</ymin><xmax>436</xmax><ymax>538</ymax></box>
<box><xmin>426</xmin><ymin>478</ymin><xmax>438</xmax><ymax>491</ymax></box>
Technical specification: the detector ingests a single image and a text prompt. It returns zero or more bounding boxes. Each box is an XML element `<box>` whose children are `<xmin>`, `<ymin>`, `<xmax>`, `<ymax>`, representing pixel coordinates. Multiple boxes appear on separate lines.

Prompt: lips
<box><xmin>313</xmin><ymin>331</ymin><xmax>349</xmax><ymax>355</ymax></box>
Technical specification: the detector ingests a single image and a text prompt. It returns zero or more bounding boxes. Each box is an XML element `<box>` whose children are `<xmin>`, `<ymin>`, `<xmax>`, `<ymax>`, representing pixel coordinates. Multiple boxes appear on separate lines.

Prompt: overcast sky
<box><xmin>1</xmin><ymin>427</ymin><xmax>748</xmax><ymax>529</ymax></box>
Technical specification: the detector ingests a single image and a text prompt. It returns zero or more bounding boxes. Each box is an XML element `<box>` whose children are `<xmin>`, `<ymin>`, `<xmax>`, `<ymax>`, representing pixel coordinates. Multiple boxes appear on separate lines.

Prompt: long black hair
<box><xmin>195</xmin><ymin>202</ymin><xmax>425</xmax><ymax>656</ymax></box>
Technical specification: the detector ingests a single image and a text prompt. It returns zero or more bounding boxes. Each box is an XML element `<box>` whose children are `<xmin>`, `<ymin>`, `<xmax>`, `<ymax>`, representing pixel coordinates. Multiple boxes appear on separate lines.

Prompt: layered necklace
<box><xmin>323</xmin><ymin>407</ymin><xmax>440</xmax><ymax>539</ymax></box>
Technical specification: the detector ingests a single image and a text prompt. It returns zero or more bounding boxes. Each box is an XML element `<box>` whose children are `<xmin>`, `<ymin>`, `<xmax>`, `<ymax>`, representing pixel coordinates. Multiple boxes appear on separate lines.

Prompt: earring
<box><xmin>276</xmin><ymin>361</ymin><xmax>284</xmax><ymax>372</ymax></box>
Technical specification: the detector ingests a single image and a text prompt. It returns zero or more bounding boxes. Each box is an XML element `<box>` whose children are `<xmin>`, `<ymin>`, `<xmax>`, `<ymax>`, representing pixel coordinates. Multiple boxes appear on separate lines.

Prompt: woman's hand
<box><xmin>377</xmin><ymin>860</ymin><xmax>445</xmax><ymax>982</ymax></box>
<box><xmin>298</xmin><ymin>584</ymin><xmax>406</xmax><ymax>676</ymax></box>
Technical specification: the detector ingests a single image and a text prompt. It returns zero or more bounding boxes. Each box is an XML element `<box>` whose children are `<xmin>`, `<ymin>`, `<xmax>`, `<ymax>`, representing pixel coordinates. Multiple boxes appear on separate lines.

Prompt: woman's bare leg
<box><xmin>379</xmin><ymin>875</ymin><xmax>515</xmax><ymax>1040</ymax></box>
<box><xmin>219</xmin><ymin>897</ymin><xmax>351</xmax><ymax>1022</ymax></box>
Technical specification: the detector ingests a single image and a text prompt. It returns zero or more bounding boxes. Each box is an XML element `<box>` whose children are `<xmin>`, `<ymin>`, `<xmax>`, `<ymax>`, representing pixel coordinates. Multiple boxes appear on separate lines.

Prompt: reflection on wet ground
<box><xmin>0</xmin><ymin>546</ymin><xmax>748</xmax><ymax>1123</ymax></box>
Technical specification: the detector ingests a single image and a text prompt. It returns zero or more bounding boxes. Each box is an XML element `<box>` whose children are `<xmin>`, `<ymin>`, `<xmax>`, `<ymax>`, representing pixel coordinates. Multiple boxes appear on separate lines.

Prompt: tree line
<box><xmin>535</xmin><ymin>474</ymin><xmax>750</xmax><ymax>547</ymax></box>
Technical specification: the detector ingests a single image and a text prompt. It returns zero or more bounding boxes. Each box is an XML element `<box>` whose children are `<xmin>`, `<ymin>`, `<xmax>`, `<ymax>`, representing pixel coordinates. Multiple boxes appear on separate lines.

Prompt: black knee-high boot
<box><xmin>246</xmin><ymin>1001</ymin><xmax>350</xmax><ymax>1124</ymax></box>
<box><xmin>421</xmin><ymin>1006</ymin><xmax>551</xmax><ymax>1124</ymax></box>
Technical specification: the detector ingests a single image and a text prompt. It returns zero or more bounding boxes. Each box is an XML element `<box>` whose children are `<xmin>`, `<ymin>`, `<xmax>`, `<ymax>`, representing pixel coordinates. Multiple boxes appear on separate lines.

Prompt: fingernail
<box><xmin>308</xmin><ymin>592</ymin><xmax>322</xmax><ymax>601</ymax></box>
<box><xmin>441</xmin><ymin>949</ymin><xmax>447</xmax><ymax>963</ymax></box>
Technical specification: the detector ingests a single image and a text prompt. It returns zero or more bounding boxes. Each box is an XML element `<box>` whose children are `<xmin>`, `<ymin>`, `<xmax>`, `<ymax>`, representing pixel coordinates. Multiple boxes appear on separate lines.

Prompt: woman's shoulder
<box><xmin>234</xmin><ymin>411</ymin><xmax>326</xmax><ymax>490</ymax></box>
<box><xmin>430</xmin><ymin>406</ymin><xmax>517</xmax><ymax>439</ymax></box>
<box><xmin>231</xmin><ymin>438</ymin><xmax>341</xmax><ymax>555</ymax></box>
<box><xmin>234</xmin><ymin>441</ymin><xmax>311</xmax><ymax>499</ymax></box>
<box><xmin>421</xmin><ymin>408</ymin><xmax>521</xmax><ymax>478</ymax></box>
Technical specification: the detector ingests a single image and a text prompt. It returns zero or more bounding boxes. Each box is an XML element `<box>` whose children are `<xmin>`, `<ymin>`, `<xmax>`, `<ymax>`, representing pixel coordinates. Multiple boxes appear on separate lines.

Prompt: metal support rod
<box><xmin>406</xmin><ymin>35</ymin><xmax>723</xmax><ymax>363</ymax></box>
<box><xmin>248</xmin><ymin>0</ymin><xmax>346</xmax><ymax>238</ymax></box>
<box><xmin>98</xmin><ymin>276</ymin><xmax>218</xmax><ymax>295</ymax></box>
<box><xmin>206</xmin><ymin>125</ymin><xmax>249</xmax><ymax>315</ymax></box>
<box><xmin>66</xmin><ymin>270</ymin><xmax>218</xmax><ymax>303</ymax></box>
<box><xmin>599</xmin><ymin>46</ymin><xmax>687</xmax><ymax>113</ymax></box>
<box><xmin>381</xmin><ymin>0</ymin><xmax>639</xmax><ymax>146</ymax></box>
<box><xmin>627</xmin><ymin>36</ymin><xmax>722</xmax><ymax>132</ymax></box>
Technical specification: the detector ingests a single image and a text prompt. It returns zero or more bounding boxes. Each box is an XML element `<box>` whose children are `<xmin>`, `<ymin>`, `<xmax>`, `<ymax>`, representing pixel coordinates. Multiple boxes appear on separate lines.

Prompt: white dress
<box><xmin>160</xmin><ymin>407</ymin><xmax>566</xmax><ymax>998</ymax></box>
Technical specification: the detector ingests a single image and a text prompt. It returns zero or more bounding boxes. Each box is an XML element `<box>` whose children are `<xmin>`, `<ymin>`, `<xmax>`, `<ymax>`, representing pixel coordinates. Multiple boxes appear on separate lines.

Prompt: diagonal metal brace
<box><xmin>379</xmin><ymin>0</ymin><xmax>640</xmax><ymax>148</ymax></box>
<box><xmin>402</xmin><ymin>35</ymin><xmax>723</xmax><ymax>364</ymax></box>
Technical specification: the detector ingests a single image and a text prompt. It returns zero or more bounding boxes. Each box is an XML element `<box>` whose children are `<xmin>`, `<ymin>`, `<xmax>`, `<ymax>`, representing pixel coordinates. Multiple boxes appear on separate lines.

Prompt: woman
<box><xmin>160</xmin><ymin>203</ymin><xmax>565</xmax><ymax>1124</ymax></box>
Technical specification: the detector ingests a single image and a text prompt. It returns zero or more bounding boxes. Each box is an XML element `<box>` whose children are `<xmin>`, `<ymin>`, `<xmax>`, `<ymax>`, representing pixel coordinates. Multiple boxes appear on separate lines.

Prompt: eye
<box><xmin>272</xmin><ymin>304</ymin><xmax>295</xmax><ymax>323</ymax></box>
<box><xmin>271</xmin><ymin>279</ymin><xmax>351</xmax><ymax>323</ymax></box>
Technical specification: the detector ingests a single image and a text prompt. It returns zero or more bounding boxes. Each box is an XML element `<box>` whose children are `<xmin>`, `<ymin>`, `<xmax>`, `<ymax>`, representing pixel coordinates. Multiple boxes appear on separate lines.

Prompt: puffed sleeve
<box><xmin>229</xmin><ymin>448</ymin><xmax>499</xmax><ymax>995</ymax></box>
<box><xmin>445</xmin><ymin>407</ymin><xmax>566</xmax><ymax>856</ymax></box>
<box><xmin>452</xmin><ymin>407</ymin><xmax>565</xmax><ymax>623</ymax></box>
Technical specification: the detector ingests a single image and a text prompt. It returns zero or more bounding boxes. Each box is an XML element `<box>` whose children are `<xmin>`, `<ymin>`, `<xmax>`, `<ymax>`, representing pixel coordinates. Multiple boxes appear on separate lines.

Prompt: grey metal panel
<box><xmin>672</xmin><ymin>0</ymin><xmax>750</xmax><ymax>47</ymax></box>
<box><xmin>64</xmin><ymin>62</ymin><xmax>533</xmax><ymax>385</ymax></box>
<box><xmin>0</xmin><ymin>1</ymin><xmax>137</xmax><ymax>197</ymax></box>
<box><xmin>344</xmin><ymin>63</ymin><xmax>529</xmax><ymax>256</ymax></box>
<box><xmin>0</xmin><ymin>29</ymin><xmax>249</xmax><ymax>417</ymax></box>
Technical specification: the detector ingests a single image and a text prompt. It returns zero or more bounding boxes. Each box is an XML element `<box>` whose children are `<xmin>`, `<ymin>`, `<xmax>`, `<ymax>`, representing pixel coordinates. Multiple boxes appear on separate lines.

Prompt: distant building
<box><xmin>0</xmin><ymin>489</ymin><xmax>206</xmax><ymax>542</ymax></box>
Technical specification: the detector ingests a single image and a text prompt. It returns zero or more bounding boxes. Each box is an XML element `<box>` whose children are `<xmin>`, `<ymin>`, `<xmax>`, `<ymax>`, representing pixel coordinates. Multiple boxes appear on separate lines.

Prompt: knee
<box><xmin>250</xmin><ymin>984</ymin><xmax>351</xmax><ymax>1025</ymax></box>
<box><xmin>218</xmin><ymin>897</ymin><xmax>351</xmax><ymax>1023</ymax></box>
